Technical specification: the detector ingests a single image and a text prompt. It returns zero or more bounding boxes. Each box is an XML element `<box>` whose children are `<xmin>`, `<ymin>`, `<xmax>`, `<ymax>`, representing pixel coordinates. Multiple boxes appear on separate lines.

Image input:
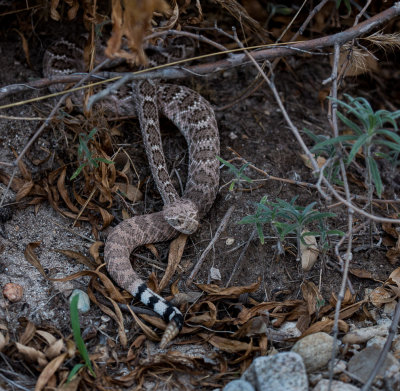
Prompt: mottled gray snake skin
<box><xmin>43</xmin><ymin>40</ymin><xmax>220</xmax><ymax>347</ymax></box>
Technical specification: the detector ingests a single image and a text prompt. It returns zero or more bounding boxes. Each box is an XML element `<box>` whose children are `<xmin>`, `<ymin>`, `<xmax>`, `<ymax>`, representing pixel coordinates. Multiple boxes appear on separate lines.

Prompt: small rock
<box><xmin>384</xmin><ymin>362</ymin><xmax>400</xmax><ymax>390</ymax></box>
<box><xmin>347</xmin><ymin>345</ymin><xmax>400</xmax><ymax>383</ymax></box>
<box><xmin>291</xmin><ymin>332</ymin><xmax>334</xmax><ymax>373</ymax></box>
<box><xmin>225</xmin><ymin>237</ymin><xmax>235</xmax><ymax>246</ymax></box>
<box><xmin>342</xmin><ymin>323</ymin><xmax>390</xmax><ymax>344</ymax></box>
<box><xmin>229</xmin><ymin>132</ymin><xmax>238</xmax><ymax>140</ymax></box>
<box><xmin>278</xmin><ymin>322</ymin><xmax>302</xmax><ymax>339</ymax></box>
<box><xmin>3</xmin><ymin>283</ymin><xmax>23</xmax><ymax>302</ymax></box>
<box><xmin>223</xmin><ymin>379</ymin><xmax>255</xmax><ymax>391</ymax></box>
<box><xmin>313</xmin><ymin>379</ymin><xmax>360</xmax><ymax>391</ymax></box>
<box><xmin>308</xmin><ymin>373</ymin><xmax>323</xmax><ymax>386</ymax></box>
<box><xmin>366</xmin><ymin>336</ymin><xmax>386</xmax><ymax>348</ymax></box>
<box><xmin>242</xmin><ymin>352</ymin><xmax>308</xmax><ymax>391</ymax></box>
<box><xmin>332</xmin><ymin>359</ymin><xmax>347</xmax><ymax>374</ymax></box>
<box><xmin>69</xmin><ymin>289</ymin><xmax>90</xmax><ymax>313</ymax></box>
<box><xmin>210</xmin><ymin>267</ymin><xmax>221</xmax><ymax>281</ymax></box>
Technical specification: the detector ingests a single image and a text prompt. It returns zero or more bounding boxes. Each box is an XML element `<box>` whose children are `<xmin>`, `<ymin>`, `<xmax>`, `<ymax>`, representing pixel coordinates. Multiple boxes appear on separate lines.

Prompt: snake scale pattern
<box><xmin>43</xmin><ymin>39</ymin><xmax>220</xmax><ymax>347</ymax></box>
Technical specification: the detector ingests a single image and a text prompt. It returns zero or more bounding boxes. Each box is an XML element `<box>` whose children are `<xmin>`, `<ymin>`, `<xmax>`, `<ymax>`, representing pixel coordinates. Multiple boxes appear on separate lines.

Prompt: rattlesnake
<box><xmin>43</xmin><ymin>39</ymin><xmax>220</xmax><ymax>347</ymax></box>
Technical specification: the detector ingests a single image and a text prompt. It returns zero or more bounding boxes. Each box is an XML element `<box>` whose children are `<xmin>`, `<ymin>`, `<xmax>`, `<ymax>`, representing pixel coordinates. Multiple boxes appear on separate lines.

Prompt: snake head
<box><xmin>163</xmin><ymin>199</ymin><xmax>199</xmax><ymax>235</ymax></box>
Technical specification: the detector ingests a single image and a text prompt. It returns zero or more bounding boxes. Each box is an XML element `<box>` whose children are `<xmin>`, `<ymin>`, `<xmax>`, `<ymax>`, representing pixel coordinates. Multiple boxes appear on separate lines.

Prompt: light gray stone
<box><xmin>384</xmin><ymin>363</ymin><xmax>400</xmax><ymax>391</ymax></box>
<box><xmin>348</xmin><ymin>345</ymin><xmax>400</xmax><ymax>383</ymax></box>
<box><xmin>366</xmin><ymin>336</ymin><xmax>386</xmax><ymax>348</ymax></box>
<box><xmin>291</xmin><ymin>332</ymin><xmax>334</xmax><ymax>373</ymax></box>
<box><xmin>242</xmin><ymin>352</ymin><xmax>308</xmax><ymax>391</ymax></box>
<box><xmin>313</xmin><ymin>379</ymin><xmax>360</xmax><ymax>391</ymax></box>
<box><xmin>223</xmin><ymin>379</ymin><xmax>255</xmax><ymax>391</ymax></box>
<box><xmin>69</xmin><ymin>289</ymin><xmax>90</xmax><ymax>313</ymax></box>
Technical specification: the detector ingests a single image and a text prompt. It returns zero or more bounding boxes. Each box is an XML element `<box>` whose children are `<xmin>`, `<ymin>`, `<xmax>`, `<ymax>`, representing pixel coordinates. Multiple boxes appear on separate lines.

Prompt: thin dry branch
<box><xmin>187</xmin><ymin>205</ymin><xmax>235</xmax><ymax>286</ymax></box>
<box><xmin>1</xmin><ymin>3</ymin><xmax>400</xmax><ymax>106</ymax></box>
<box><xmin>328</xmin><ymin>42</ymin><xmax>355</xmax><ymax>390</ymax></box>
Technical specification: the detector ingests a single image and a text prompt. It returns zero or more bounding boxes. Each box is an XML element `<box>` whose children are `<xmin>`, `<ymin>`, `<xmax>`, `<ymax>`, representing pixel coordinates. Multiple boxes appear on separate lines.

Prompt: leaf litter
<box><xmin>2</xmin><ymin>236</ymin><xmax>392</xmax><ymax>389</ymax></box>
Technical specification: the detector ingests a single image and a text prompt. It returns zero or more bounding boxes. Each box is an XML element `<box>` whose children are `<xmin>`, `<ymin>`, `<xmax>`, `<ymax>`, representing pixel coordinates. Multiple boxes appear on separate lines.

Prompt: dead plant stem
<box><xmin>187</xmin><ymin>205</ymin><xmax>235</xmax><ymax>285</ymax></box>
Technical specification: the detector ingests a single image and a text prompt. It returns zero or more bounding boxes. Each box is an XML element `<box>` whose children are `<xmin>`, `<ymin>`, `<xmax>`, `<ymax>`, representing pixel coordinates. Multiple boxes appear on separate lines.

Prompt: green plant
<box><xmin>70</xmin><ymin>128</ymin><xmax>114</xmax><ymax>180</ymax></box>
<box><xmin>303</xmin><ymin>128</ymin><xmax>346</xmax><ymax>185</ymax></box>
<box><xmin>67</xmin><ymin>295</ymin><xmax>95</xmax><ymax>381</ymax></box>
<box><xmin>217</xmin><ymin>156</ymin><xmax>252</xmax><ymax>191</ymax></box>
<box><xmin>311</xmin><ymin>95</ymin><xmax>400</xmax><ymax>198</ymax></box>
<box><xmin>239</xmin><ymin>196</ymin><xmax>342</xmax><ymax>259</ymax></box>
<box><xmin>336</xmin><ymin>0</ymin><xmax>351</xmax><ymax>13</ymax></box>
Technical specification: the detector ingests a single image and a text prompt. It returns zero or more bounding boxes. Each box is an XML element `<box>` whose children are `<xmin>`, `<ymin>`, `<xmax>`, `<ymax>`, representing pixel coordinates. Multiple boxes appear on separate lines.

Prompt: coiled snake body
<box><xmin>44</xmin><ymin>40</ymin><xmax>220</xmax><ymax>347</ymax></box>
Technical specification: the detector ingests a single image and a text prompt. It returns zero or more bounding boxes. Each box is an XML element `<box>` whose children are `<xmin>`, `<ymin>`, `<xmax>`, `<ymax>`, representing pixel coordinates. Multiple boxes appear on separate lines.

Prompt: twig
<box><xmin>145</xmin><ymin>29</ymin><xmax>229</xmax><ymax>52</ymax></box>
<box><xmin>353</xmin><ymin>0</ymin><xmax>372</xmax><ymax>26</ymax></box>
<box><xmin>0</xmin><ymin>114</ymin><xmax>45</xmax><ymax>121</ymax></box>
<box><xmin>297</xmin><ymin>0</ymin><xmax>330</xmax><ymax>38</ymax></box>
<box><xmin>227</xmin><ymin>150</ymin><xmax>400</xmax><ymax>205</ymax></box>
<box><xmin>187</xmin><ymin>206</ymin><xmax>235</xmax><ymax>285</ymax></box>
<box><xmin>1</xmin><ymin>4</ymin><xmax>400</xmax><ymax>105</ymax></box>
<box><xmin>328</xmin><ymin>42</ymin><xmax>355</xmax><ymax>391</ymax></box>
<box><xmin>226</xmin><ymin>228</ymin><xmax>256</xmax><ymax>286</ymax></box>
<box><xmin>276</xmin><ymin>0</ymin><xmax>308</xmax><ymax>43</ymax></box>
<box><xmin>361</xmin><ymin>299</ymin><xmax>400</xmax><ymax>391</ymax></box>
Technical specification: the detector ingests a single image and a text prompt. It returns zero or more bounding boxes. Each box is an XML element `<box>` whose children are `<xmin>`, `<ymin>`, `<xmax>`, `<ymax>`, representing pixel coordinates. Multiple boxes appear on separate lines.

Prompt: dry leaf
<box><xmin>300</xmin><ymin>231</ymin><xmax>319</xmax><ymax>271</ymax></box>
<box><xmin>50</xmin><ymin>0</ymin><xmax>61</xmax><ymax>21</ymax></box>
<box><xmin>301</xmin><ymin>281</ymin><xmax>323</xmax><ymax>316</ymax></box>
<box><xmin>300</xmin><ymin>154</ymin><xmax>326</xmax><ymax>170</ymax></box>
<box><xmin>34</xmin><ymin>352</ymin><xmax>68</xmax><ymax>391</ymax></box>
<box><xmin>200</xmin><ymin>333</ymin><xmax>257</xmax><ymax>353</ymax></box>
<box><xmin>16</xmin><ymin>180</ymin><xmax>34</xmax><ymax>201</ymax></box>
<box><xmin>13</xmin><ymin>29</ymin><xmax>31</xmax><ymax>67</ymax></box>
<box><xmin>54</xmin><ymin>249</ymin><xmax>96</xmax><ymax>270</ymax></box>
<box><xmin>115</xmin><ymin>182</ymin><xmax>143</xmax><ymax>202</ymax></box>
<box><xmin>57</xmin><ymin>167</ymin><xmax>79</xmax><ymax>212</ymax></box>
<box><xmin>105</xmin><ymin>0</ymin><xmax>171</xmax><ymax>64</ymax></box>
<box><xmin>36</xmin><ymin>330</ymin><xmax>56</xmax><ymax>346</ymax></box>
<box><xmin>386</xmin><ymin>239</ymin><xmax>400</xmax><ymax>265</ymax></box>
<box><xmin>66</xmin><ymin>0</ymin><xmax>79</xmax><ymax>20</ymax></box>
<box><xmin>349</xmin><ymin>268</ymin><xmax>376</xmax><ymax>280</ymax></box>
<box><xmin>233</xmin><ymin>316</ymin><xmax>269</xmax><ymax>338</ymax></box>
<box><xmin>16</xmin><ymin>342</ymin><xmax>48</xmax><ymax>367</ymax></box>
<box><xmin>186</xmin><ymin>301</ymin><xmax>216</xmax><ymax>328</ymax></box>
<box><xmin>131</xmin><ymin>312</ymin><xmax>159</xmax><ymax>342</ymax></box>
<box><xmin>339</xmin><ymin>301</ymin><xmax>365</xmax><ymax>319</ymax></box>
<box><xmin>302</xmin><ymin>319</ymin><xmax>348</xmax><ymax>337</ymax></box>
<box><xmin>89</xmin><ymin>241</ymin><xmax>104</xmax><ymax>265</ymax></box>
<box><xmin>97</xmin><ymin>206</ymin><xmax>114</xmax><ymax>229</ymax></box>
<box><xmin>159</xmin><ymin>233</ymin><xmax>187</xmax><ymax>292</ymax></box>
<box><xmin>369</xmin><ymin>286</ymin><xmax>394</xmax><ymax>307</ymax></box>
<box><xmin>197</xmin><ymin>278</ymin><xmax>260</xmax><ymax>296</ymax></box>
<box><xmin>24</xmin><ymin>242</ymin><xmax>46</xmax><ymax>278</ymax></box>
<box><xmin>45</xmin><ymin>339</ymin><xmax>65</xmax><ymax>360</ymax></box>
